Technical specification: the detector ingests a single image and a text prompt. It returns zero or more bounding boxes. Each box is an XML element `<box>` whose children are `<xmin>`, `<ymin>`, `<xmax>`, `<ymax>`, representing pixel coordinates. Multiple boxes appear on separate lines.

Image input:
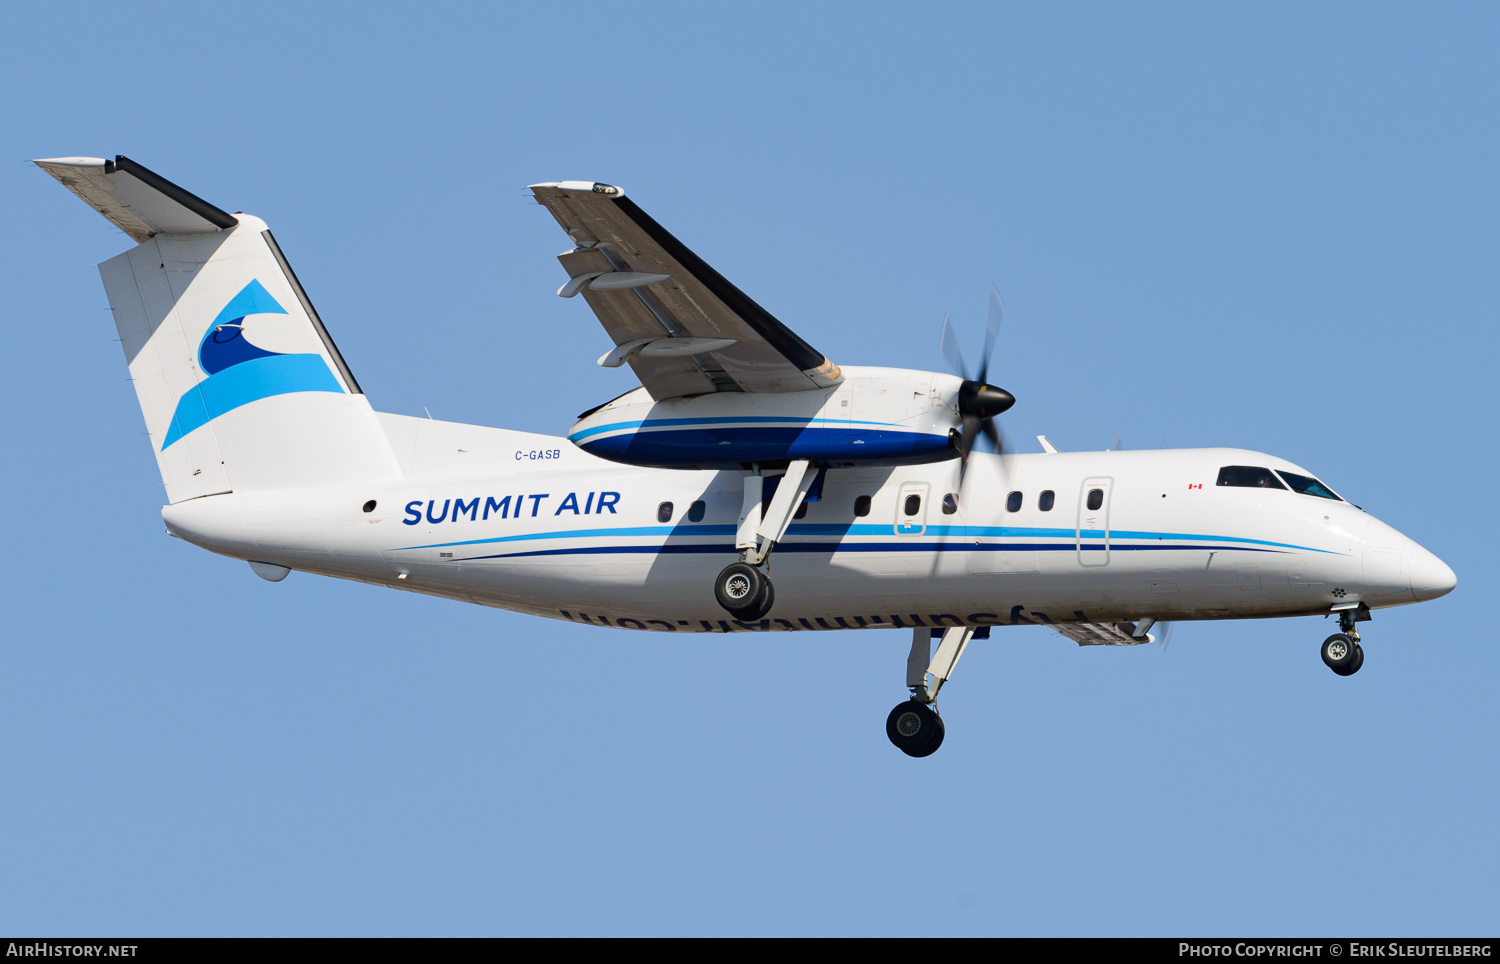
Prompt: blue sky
<box><xmin>2</xmin><ymin>1</ymin><xmax>1494</xmax><ymax>935</ymax></box>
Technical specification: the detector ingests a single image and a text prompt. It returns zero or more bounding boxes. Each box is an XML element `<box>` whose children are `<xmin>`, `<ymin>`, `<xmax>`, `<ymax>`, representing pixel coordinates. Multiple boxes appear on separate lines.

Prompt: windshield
<box><xmin>1216</xmin><ymin>465</ymin><xmax>1286</xmax><ymax>489</ymax></box>
<box><xmin>1276</xmin><ymin>470</ymin><xmax>1342</xmax><ymax>501</ymax></box>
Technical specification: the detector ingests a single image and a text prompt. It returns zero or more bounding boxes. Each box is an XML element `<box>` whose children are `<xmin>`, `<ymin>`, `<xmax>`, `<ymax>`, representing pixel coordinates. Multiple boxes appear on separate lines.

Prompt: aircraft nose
<box><xmin>1409</xmin><ymin>544</ymin><xmax>1457</xmax><ymax>602</ymax></box>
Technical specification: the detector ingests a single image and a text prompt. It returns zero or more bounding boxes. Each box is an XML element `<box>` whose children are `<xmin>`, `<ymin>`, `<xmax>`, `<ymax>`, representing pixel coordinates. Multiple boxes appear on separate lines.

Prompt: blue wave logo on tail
<box><xmin>161</xmin><ymin>280</ymin><xmax>344</xmax><ymax>449</ymax></box>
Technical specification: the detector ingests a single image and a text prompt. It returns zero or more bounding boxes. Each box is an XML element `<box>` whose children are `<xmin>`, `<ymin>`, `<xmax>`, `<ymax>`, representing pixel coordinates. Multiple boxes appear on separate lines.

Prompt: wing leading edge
<box><xmin>530</xmin><ymin>181</ymin><xmax>842</xmax><ymax>400</ymax></box>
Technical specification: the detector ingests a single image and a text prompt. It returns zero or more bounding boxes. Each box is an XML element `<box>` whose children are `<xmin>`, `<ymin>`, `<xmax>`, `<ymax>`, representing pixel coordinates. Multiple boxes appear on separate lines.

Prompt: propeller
<box><xmin>1157</xmin><ymin>621</ymin><xmax>1176</xmax><ymax>653</ymax></box>
<box><xmin>940</xmin><ymin>285</ymin><xmax>1016</xmax><ymax>487</ymax></box>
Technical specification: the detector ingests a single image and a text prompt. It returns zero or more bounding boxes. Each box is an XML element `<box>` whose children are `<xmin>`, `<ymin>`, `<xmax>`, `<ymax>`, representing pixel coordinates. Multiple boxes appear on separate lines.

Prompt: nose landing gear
<box><xmin>1322</xmin><ymin>606</ymin><xmax>1366</xmax><ymax>676</ymax></box>
<box><xmin>1321</xmin><ymin>633</ymin><xmax>1363</xmax><ymax>675</ymax></box>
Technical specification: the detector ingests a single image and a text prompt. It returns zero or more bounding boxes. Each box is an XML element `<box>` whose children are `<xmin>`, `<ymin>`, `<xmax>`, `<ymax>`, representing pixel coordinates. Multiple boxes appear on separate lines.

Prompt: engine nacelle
<box><xmin>569</xmin><ymin>366</ymin><xmax>964</xmax><ymax>469</ymax></box>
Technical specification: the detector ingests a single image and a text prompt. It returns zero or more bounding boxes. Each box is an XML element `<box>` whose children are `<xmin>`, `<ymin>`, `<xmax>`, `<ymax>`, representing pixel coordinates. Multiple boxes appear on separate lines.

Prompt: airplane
<box><xmin>36</xmin><ymin>155</ymin><xmax>1457</xmax><ymax>757</ymax></box>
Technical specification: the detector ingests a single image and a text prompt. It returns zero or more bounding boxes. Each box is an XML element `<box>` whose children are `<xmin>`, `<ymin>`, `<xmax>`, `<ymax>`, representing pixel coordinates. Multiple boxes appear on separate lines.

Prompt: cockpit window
<box><xmin>1276</xmin><ymin>470</ymin><xmax>1342</xmax><ymax>501</ymax></box>
<box><xmin>1216</xmin><ymin>466</ymin><xmax>1286</xmax><ymax>490</ymax></box>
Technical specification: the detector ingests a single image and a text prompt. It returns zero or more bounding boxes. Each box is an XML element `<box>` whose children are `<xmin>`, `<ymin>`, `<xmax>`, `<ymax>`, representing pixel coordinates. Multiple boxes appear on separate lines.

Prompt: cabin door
<box><xmin>1076</xmin><ymin>476</ymin><xmax>1114</xmax><ymax>567</ymax></box>
<box><xmin>895</xmin><ymin>482</ymin><xmax>931</xmax><ymax>536</ymax></box>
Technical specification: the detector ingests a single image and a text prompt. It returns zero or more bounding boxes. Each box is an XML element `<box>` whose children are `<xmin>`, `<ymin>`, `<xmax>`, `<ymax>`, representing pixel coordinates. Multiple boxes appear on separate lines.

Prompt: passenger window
<box><xmin>657</xmin><ymin>502</ymin><xmax>674</xmax><ymax>523</ymax></box>
<box><xmin>1039</xmin><ymin>490</ymin><xmax>1055</xmax><ymax>511</ymax></box>
<box><xmin>903</xmin><ymin>494</ymin><xmax>921</xmax><ymax>516</ymax></box>
<box><xmin>1006</xmin><ymin>491</ymin><xmax>1023</xmax><ymax>512</ymax></box>
<box><xmin>1275</xmin><ymin>471</ymin><xmax>1342</xmax><ymax>501</ymax></box>
<box><xmin>794</xmin><ymin>502</ymin><xmax>809</xmax><ymax>519</ymax></box>
<box><xmin>1216</xmin><ymin>466</ymin><xmax>1287</xmax><ymax>489</ymax></box>
<box><xmin>1086</xmin><ymin>489</ymin><xmax>1103</xmax><ymax>511</ymax></box>
<box><xmin>854</xmin><ymin>495</ymin><xmax>871</xmax><ymax>517</ymax></box>
<box><xmin>687</xmin><ymin>500</ymin><xmax>706</xmax><ymax>522</ymax></box>
<box><xmin>941</xmin><ymin>493</ymin><xmax>959</xmax><ymax>515</ymax></box>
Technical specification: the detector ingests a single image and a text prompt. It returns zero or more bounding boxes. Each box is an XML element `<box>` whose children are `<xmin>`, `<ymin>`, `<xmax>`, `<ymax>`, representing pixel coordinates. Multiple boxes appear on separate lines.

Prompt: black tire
<box><xmin>1321</xmin><ymin>633</ymin><xmax>1357</xmax><ymax>671</ymax></box>
<box><xmin>715</xmin><ymin>563</ymin><xmax>766</xmax><ymax>615</ymax></box>
<box><xmin>886</xmin><ymin>700</ymin><xmax>942</xmax><ymax>756</ymax></box>
<box><xmin>905</xmin><ymin>714</ymin><xmax>945</xmax><ymax>757</ymax></box>
<box><xmin>730</xmin><ymin>578</ymin><xmax>775</xmax><ymax>621</ymax></box>
<box><xmin>1333</xmin><ymin>644</ymin><xmax>1365</xmax><ymax>677</ymax></box>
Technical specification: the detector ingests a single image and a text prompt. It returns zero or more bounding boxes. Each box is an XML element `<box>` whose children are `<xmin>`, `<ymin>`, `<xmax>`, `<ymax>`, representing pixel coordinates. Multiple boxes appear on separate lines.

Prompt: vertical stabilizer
<box><xmin>38</xmin><ymin>156</ymin><xmax>402</xmax><ymax>501</ymax></box>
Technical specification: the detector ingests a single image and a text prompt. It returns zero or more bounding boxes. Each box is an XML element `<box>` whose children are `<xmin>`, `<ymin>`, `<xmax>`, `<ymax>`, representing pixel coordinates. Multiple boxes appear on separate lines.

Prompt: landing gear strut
<box><xmin>713</xmin><ymin>460</ymin><xmax>817</xmax><ymax>620</ymax></box>
<box><xmin>1322</xmin><ymin>608</ymin><xmax>1365</xmax><ymax>676</ymax></box>
<box><xmin>885</xmin><ymin>626</ymin><xmax>979</xmax><ymax>757</ymax></box>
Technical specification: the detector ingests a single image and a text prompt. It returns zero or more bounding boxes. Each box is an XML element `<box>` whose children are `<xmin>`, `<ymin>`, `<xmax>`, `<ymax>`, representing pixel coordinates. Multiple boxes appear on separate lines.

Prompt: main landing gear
<box><xmin>886</xmin><ymin>626</ymin><xmax>981</xmax><ymax>757</ymax></box>
<box><xmin>713</xmin><ymin>460</ymin><xmax>818</xmax><ymax>620</ymax></box>
<box><xmin>1322</xmin><ymin>607</ymin><xmax>1366</xmax><ymax>677</ymax></box>
<box><xmin>713</xmin><ymin>562</ymin><xmax>775</xmax><ymax>621</ymax></box>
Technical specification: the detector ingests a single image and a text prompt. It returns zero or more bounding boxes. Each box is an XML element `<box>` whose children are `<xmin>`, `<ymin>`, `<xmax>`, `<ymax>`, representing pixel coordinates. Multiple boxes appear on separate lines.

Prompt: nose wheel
<box><xmin>1322</xmin><ymin>609</ymin><xmax>1365</xmax><ymax>676</ymax></box>
<box><xmin>1321</xmin><ymin>633</ymin><xmax>1363</xmax><ymax>675</ymax></box>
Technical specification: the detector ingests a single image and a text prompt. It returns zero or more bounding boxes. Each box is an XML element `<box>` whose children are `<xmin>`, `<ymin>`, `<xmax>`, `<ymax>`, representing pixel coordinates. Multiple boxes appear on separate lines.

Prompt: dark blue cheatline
<box><xmin>574</xmin><ymin>423</ymin><xmax>954</xmax><ymax>468</ymax></box>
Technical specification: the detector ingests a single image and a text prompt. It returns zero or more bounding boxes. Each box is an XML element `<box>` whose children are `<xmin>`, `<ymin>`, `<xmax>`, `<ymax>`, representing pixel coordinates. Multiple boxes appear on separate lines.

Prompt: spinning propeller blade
<box><xmin>981</xmin><ymin>418</ymin><xmax>1002</xmax><ymax>453</ymax></box>
<box><xmin>975</xmin><ymin>285</ymin><xmax>1003</xmax><ymax>385</ymax></box>
<box><xmin>940</xmin><ymin>285</ymin><xmax>1016</xmax><ymax>493</ymax></box>
<box><xmin>940</xmin><ymin>312</ymin><xmax>968</xmax><ymax>381</ymax></box>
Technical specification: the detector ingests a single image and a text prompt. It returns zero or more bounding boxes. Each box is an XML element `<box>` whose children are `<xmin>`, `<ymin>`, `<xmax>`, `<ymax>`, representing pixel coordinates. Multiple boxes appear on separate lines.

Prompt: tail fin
<box><xmin>37</xmin><ymin>156</ymin><xmax>402</xmax><ymax>501</ymax></box>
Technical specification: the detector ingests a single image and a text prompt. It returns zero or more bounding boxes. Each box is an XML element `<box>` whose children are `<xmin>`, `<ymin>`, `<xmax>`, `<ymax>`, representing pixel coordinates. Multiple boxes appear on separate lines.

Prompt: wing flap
<box><xmin>557</xmin><ymin>248</ymin><xmax>718</xmax><ymax>398</ymax></box>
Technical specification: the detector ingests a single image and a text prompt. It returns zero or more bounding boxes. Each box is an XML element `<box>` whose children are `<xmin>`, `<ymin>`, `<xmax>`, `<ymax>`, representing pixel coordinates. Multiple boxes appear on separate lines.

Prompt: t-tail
<box><xmin>35</xmin><ymin>156</ymin><xmax>401</xmax><ymax>501</ymax></box>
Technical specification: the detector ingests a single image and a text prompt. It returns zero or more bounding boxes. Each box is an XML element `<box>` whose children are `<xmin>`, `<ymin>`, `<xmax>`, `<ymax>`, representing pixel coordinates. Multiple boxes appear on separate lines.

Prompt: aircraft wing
<box><xmin>530</xmin><ymin>181</ymin><xmax>843</xmax><ymax>400</ymax></box>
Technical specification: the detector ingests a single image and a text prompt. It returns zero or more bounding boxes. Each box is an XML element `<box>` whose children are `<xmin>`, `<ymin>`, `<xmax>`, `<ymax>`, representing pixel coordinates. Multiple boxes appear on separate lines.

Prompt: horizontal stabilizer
<box><xmin>34</xmin><ymin>155</ymin><xmax>237</xmax><ymax>242</ymax></box>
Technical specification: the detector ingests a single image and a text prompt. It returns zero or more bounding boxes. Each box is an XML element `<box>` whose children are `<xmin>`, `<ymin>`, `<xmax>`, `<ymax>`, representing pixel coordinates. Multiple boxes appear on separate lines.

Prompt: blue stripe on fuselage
<box><xmin>454</xmin><ymin>541</ymin><xmax>1289</xmax><ymax>562</ymax></box>
<box><xmin>396</xmin><ymin>522</ymin><xmax>1336</xmax><ymax>554</ymax></box>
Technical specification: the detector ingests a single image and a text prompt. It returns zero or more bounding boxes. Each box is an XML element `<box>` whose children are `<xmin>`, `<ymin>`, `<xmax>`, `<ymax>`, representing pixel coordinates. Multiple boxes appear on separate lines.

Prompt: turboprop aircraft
<box><xmin>37</xmin><ymin>156</ymin><xmax>1457</xmax><ymax>757</ymax></box>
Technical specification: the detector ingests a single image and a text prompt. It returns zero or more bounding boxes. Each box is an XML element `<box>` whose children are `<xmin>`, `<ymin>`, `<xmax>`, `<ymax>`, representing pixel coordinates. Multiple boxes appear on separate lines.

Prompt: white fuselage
<box><xmin>160</xmin><ymin>412</ymin><xmax>1453</xmax><ymax>634</ymax></box>
<box><xmin>31</xmin><ymin>160</ymin><xmax>1455</xmax><ymax>651</ymax></box>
